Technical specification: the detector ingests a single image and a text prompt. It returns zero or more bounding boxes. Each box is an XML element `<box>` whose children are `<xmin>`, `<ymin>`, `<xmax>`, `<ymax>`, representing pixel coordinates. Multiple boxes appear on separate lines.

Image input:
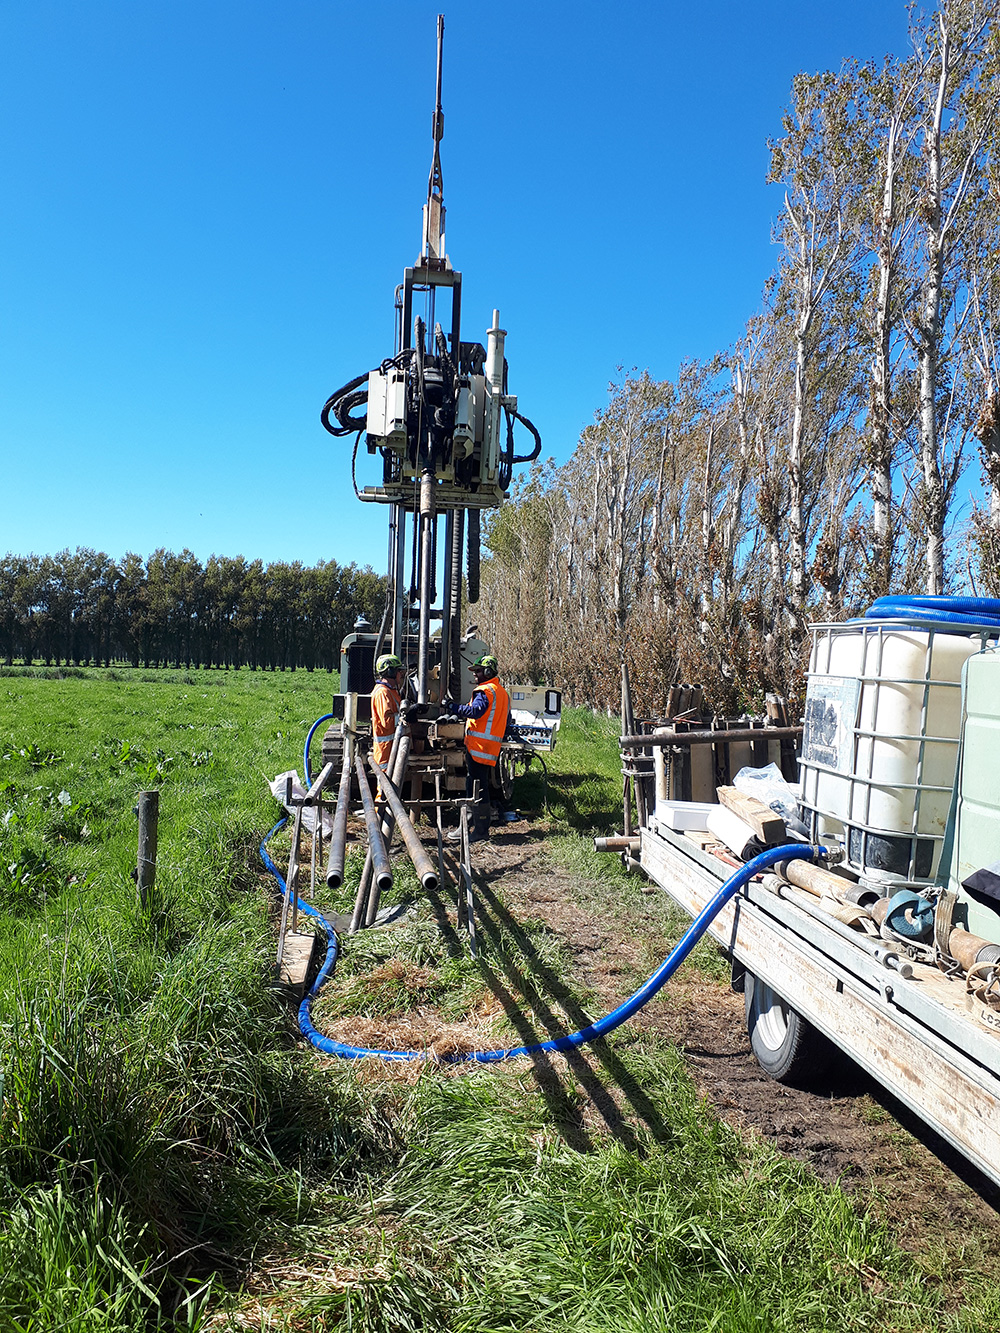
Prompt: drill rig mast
<box><xmin>321</xmin><ymin>15</ymin><xmax>541</xmax><ymax>704</ymax></box>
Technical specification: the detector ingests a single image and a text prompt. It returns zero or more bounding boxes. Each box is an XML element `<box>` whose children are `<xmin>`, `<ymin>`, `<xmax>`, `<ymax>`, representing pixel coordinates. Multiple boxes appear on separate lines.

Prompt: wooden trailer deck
<box><xmin>640</xmin><ymin>821</ymin><xmax>1000</xmax><ymax>1189</ymax></box>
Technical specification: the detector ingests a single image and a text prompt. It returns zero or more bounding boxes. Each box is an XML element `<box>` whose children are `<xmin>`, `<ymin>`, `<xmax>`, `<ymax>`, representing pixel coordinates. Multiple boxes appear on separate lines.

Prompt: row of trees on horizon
<box><xmin>482</xmin><ymin>0</ymin><xmax>1000</xmax><ymax>718</ymax></box>
<box><xmin>0</xmin><ymin>548</ymin><xmax>386</xmax><ymax>672</ymax></box>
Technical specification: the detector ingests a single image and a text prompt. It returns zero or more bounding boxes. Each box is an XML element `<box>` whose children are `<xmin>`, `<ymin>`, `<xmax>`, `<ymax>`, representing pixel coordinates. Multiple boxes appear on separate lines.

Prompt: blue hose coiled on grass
<box><xmin>260</xmin><ymin>819</ymin><xmax>829</xmax><ymax>1063</ymax></box>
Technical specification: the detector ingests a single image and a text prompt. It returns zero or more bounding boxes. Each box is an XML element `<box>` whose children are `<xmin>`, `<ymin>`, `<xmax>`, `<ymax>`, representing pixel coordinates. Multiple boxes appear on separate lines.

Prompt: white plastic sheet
<box><xmin>269</xmin><ymin>770</ymin><xmax>335</xmax><ymax>838</ymax></box>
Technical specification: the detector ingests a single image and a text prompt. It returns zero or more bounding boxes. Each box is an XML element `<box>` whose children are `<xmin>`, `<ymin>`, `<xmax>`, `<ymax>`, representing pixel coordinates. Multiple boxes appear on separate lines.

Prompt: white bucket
<box><xmin>799</xmin><ymin>621</ymin><xmax>986</xmax><ymax>884</ymax></box>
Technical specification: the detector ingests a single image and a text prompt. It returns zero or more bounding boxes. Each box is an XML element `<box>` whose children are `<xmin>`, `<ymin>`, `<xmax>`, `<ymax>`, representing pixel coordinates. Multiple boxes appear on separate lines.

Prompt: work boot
<box><xmin>445</xmin><ymin>827</ymin><xmax>487</xmax><ymax>845</ymax></box>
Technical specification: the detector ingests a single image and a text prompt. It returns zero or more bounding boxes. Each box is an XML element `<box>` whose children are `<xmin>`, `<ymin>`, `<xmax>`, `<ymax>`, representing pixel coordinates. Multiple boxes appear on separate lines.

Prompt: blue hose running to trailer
<box><xmin>260</xmin><ymin>819</ymin><xmax>828</xmax><ymax>1064</ymax></box>
<box><xmin>303</xmin><ymin>713</ymin><xmax>335</xmax><ymax>787</ymax></box>
<box><xmin>864</xmin><ymin>595</ymin><xmax>1000</xmax><ymax>630</ymax></box>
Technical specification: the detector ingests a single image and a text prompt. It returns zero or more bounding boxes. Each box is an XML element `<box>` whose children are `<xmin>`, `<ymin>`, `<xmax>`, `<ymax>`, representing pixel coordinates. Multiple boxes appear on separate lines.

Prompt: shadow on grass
<box><xmin>428</xmin><ymin>842</ymin><xmax>675</xmax><ymax>1155</ymax></box>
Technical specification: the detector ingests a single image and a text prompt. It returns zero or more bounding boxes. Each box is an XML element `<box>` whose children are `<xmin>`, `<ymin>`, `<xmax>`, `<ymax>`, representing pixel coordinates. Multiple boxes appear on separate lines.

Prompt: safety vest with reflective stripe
<box><xmin>371</xmin><ymin>681</ymin><xmax>401</xmax><ymax>767</ymax></box>
<box><xmin>465</xmin><ymin>679</ymin><xmax>509</xmax><ymax>767</ymax></box>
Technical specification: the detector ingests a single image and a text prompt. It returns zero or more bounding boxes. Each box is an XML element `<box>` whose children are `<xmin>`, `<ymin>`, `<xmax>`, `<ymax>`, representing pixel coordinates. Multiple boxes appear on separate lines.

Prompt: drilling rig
<box><xmin>320</xmin><ymin>15</ymin><xmax>541</xmax><ymax>707</ymax></box>
<box><xmin>314</xmin><ymin>16</ymin><xmax>554</xmax><ymax>937</ymax></box>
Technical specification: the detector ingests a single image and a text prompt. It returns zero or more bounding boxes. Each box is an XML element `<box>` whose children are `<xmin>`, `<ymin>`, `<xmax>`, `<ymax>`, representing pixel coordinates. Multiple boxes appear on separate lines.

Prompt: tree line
<box><xmin>482</xmin><ymin>0</ymin><xmax>1000</xmax><ymax>717</ymax></box>
<box><xmin>0</xmin><ymin>548</ymin><xmax>385</xmax><ymax>671</ymax></box>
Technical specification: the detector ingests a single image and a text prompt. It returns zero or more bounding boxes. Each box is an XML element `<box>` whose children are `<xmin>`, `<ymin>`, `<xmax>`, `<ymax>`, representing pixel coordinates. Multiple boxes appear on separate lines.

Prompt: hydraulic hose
<box><xmin>467</xmin><ymin>508</ymin><xmax>480</xmax><ymax>604</ymax></box>
<box><xmin>865</xmin><ymin>595</ymin><xmax>1000</xmax><ymax>630</ymax></box>
<box><xmin>510</xmin><ymin>408</ymin><xmax>542</xmax><ymax>465</ymax></box>
<box><xmin>321</xmin><ymin>372</ymin><xmax>369</xmax><ymax>437</ymax></box>
<box><xmin>303</xmin><ymin>713</ymin><xmax>335</xmax><ymax>789</ymax></box>
<box><xmin>259</xmin><ymin>819</ymin><xmax>827</xmax><ymax>1064</ymax></box>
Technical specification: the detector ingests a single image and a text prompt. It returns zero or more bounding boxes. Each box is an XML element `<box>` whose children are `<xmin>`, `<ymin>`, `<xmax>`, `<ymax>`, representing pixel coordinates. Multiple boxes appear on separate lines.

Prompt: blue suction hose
<box><xmin>864</xmin><ymin>595</ymin><xmax>1000</xmax><ymax>630</ymax></box>
<box><xmin>260</xmin><ymin>817</ymin><xmax>829</xmax><ymax>1063</ymax></box>
<box><xmin>303</xmin><ymin>713</ymin><xmax>335</xmax><ymax>787</ymax></box>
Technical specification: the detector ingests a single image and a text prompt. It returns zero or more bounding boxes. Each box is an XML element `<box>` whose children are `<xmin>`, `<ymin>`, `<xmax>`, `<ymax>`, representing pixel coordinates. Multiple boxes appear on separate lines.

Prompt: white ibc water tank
<box><xmin>799</xmin><ymin>621</ymin><xmax>989</xmax><ymax>885</ymax></box>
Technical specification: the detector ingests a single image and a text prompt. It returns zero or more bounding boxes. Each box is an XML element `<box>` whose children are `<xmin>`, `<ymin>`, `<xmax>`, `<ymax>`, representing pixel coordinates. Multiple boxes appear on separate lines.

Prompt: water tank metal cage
<box><xmin>798</xmin><ymin>618</ymin><xmax>1000</xmax><ymax>887</ymax></box>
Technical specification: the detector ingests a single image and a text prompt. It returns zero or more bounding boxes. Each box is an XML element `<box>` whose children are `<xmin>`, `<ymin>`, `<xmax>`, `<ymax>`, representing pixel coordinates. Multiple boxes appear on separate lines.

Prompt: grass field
<box><xmin>1</xmin><ymin>669</ymin><xmax>998</xmax><ymax>1331</ymax></box>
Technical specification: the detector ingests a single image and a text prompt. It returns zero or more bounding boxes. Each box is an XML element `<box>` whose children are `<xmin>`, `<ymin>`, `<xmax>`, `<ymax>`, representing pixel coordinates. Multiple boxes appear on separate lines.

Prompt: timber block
<box><xmin>432</xmin><ymin>723</ymin><xmax>466</xmax><ymax>741</ymax></box>
<box><xmin>277</xmin><ymin>931</ymin><xmax>317</xmax><ymax>999</ymax></box>
<box><xmin>684</xmin><ymin>830</ymin><xmax>722</xmax><ymax>852</ymax></box>
<box><xmin>716</xmin><ymin>786</ymin><xmax>785</xmax><ymax>844</ymax></box>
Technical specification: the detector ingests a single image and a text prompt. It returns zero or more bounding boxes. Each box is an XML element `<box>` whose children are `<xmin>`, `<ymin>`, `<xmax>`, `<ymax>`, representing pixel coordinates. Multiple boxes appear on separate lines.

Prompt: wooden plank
<box><xmin>683</xmin><ymin>830</ymin><xmax>720</xmax><ymax>851</ymax></box>
<box><xmin>431</xmin><ymin>722</ymin><xmax>466</xmax><ymax>741</ymax></box>
<box><xmin>716</xmin><ymin>786</ymin><xmax>785</xmax><ymax>843</ymax></box>
<box><xmin>276</xmin><ymin>930</ymin><xmax>316</xmax><ymax>998</ymax></box>
<box><xmin>641</xmin><ymin>829</ymin><xmax>1000</xmax><ymax>1189</ymax></box>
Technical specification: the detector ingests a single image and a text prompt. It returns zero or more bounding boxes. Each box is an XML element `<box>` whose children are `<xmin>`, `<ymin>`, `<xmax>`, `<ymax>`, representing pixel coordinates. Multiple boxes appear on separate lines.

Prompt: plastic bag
<box><xmin>269</xmin><ymin>770</ymin><xmax>334</xmax><ymax>838</ymax></box>
<box><xmin>733</xmin><ymin>762</ymin><xmax>809</xmax><ymax>838</ymax></box>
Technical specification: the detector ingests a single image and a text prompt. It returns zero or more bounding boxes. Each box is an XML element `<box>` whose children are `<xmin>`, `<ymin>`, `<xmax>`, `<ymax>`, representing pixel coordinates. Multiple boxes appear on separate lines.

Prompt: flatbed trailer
<box><xmin>639</xmin><ymin>820</ymin><xmax>1000</xmax><ymax>1189</ymax></box>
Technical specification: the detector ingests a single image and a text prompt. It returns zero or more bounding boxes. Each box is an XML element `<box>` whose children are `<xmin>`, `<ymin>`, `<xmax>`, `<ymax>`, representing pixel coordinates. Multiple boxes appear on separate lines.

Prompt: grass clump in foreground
<box><xmin>0</xmin><ymin>669</ymin><xmax>388</xmax><ymax>1330</ymax></box>
<box><xmin>1</xmin><ymin>681</ymin><xmax>998</xmax><ymax>1331</ymax></box>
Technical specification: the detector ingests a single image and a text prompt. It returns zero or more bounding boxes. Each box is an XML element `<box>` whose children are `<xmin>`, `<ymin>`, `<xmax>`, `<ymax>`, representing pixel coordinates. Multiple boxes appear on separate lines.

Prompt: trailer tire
<box><xmin>744</xmin><ymin>971</ymin><xmax>831</xmax><ymax>1085</ymax></box>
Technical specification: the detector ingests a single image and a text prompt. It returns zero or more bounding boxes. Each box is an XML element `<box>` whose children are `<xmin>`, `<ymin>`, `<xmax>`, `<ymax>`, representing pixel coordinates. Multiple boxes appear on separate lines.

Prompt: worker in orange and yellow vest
<box><xmin>444</xmin><ymin>653</ymin><xmax>509</xmax><ymax>844</ymax></box>
<box><xmin>371</xmin><ymin>653</ymin><xmax>406</xmax><ymax>778</ymax></box>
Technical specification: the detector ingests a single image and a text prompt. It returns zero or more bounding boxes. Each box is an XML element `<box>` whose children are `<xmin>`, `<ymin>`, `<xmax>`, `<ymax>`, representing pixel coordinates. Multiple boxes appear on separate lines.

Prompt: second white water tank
<box><xmin>799</xmin><ymin>621</ymin><xmax>990</xmax><ymax>885</ymax></box>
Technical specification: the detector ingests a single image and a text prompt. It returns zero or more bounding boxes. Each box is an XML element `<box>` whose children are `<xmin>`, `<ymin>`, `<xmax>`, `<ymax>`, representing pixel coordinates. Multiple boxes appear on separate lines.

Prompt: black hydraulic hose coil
<box><xmin>511</xmin><ymin>409</ymin><xmax>542</xmax><ymax>465</ymax></box>
<box><xmin>467</xmin><ymin>508</ymin><xmax>480</xmax><ymax>604</ymax></box>
<box><xmin>321</xmin><ymin>371</ymin><xmax>369</xmax><ymax>437</ymax></box>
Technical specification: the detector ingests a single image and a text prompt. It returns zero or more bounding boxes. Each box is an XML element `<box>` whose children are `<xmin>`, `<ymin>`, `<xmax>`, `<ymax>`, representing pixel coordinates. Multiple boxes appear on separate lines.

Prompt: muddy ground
<box><xmin>465</xmin><ymin>824</ymin><xmax>1000</xmax><ymax>1271</ymax></box>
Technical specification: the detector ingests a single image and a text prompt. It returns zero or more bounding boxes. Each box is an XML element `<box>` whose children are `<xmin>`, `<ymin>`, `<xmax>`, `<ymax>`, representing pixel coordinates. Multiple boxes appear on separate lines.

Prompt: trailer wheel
<box><xmin>744</xmin><ymin>971</ymin><xmax>830</xmax><ymax>1085</ymax></box>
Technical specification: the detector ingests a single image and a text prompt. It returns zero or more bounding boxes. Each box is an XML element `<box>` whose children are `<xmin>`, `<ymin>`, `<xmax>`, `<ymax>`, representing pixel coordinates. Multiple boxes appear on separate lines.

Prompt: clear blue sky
<box><xmin>1</xmin><ymin>0</ymin><xmax>910</xmax><ymax>574</ymax></box>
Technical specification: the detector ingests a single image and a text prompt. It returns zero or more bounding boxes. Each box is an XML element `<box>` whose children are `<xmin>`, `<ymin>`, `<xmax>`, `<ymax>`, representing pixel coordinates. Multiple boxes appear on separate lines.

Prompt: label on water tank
<box><xmin>802</xmin><ymin>675</ymin><xmax>860</xmax><ymax>773</ymax></box>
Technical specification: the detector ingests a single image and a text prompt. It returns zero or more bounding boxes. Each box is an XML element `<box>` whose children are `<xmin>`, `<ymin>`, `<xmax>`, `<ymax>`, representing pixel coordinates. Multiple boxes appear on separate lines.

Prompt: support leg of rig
<box><xmin>458</xmin><ymin>800</ymin><xmax>477</xmax><ymax>958</ymax></box>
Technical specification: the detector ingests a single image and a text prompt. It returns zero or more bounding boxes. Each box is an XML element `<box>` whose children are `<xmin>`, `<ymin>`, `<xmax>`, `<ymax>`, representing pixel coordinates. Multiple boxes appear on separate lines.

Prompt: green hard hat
<box><xmin>471</xmin><ymin>654</ymin><xmax>498</xmax><ymax>674</ymax></box>
<box><xmin>376</xmin><ymin>653</ymin><xmax>403</xmax><ymax>675</ymax></box>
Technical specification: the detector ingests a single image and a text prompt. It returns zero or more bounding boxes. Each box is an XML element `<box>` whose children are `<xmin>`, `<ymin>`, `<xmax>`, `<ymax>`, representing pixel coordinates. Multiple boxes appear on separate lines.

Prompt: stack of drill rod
<box><xmin>325</xmin><ymin>725</ymin><xmax>438</xmax><ymax>933</ymax></box>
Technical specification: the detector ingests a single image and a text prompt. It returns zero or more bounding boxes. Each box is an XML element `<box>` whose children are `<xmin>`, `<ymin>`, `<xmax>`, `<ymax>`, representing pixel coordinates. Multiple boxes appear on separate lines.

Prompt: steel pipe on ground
<box><xmin>619</xmin><ymin>726</ymin><xmax>803</xmax><ymax>749</ymax></box>
<box><xmin>349</xmin><ymin>737</ymin><xmax>412</xmax><ymax>933</ymax></box>
<box><xmin>364</xmin><ymin>738</ymin><xmax>411</xmax><ymax>928</ymax></box>
<box><xmin>367</xmin><ymin>754</ymin><xmax>438</xmax><ymax>890</ymax></box>
<box><xmin>326</xmin><ymin>744</ymin><xmax>354</xmax><ymax>889</ymax></box>
<box><xmin>305</xmin><ymin>761</ymin><xmax>336</xmax><ymax>804</ymax></box>
<box><xmin>353</xmin><ymin>753</ymin><xmax>392</xmax><ymax>894</ymax></box>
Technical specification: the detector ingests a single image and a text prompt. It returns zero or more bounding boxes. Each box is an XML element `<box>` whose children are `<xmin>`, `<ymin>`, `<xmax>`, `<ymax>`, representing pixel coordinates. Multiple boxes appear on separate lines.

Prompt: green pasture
<box><xmin>0</xmin><ymin>670</ymin><xmax>996</xmax><ymax>1331</ymax></box>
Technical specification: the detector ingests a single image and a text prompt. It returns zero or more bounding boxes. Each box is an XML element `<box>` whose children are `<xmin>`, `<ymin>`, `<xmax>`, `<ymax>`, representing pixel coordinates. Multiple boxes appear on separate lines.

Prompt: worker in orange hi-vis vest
<box><xmin>371</xmin><ymin>653</ymin><xmax>405</xmax><ymax>779</ymax></box>
<box><xmin>444</xmin><ymin>653</ymin><xmax>509</xmax><ymax>844</ymax></box>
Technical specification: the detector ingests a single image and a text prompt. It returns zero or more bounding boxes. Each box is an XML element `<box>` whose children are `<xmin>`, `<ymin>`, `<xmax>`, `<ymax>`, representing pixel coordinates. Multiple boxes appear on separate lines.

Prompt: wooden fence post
<box><xmin>137</xmin><ymin>790</ymin><xmax>159</xmax><ymax>906</ymax></box>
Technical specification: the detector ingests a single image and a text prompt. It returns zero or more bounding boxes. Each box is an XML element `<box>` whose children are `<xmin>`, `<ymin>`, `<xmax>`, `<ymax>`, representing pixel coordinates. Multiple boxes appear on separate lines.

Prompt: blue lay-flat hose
<box><xmin>260</xmin><ymin>818</ymin><xmax>829</xmax><ymax>1063</ymax></box>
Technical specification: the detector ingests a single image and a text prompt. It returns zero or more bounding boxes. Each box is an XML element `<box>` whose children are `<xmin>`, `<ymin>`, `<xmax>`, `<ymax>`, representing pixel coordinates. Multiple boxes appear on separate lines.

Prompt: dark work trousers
<box><xmin>466</xmin><ymin>755</ymin><xmax>494</xmax><ymax>839</ymax></box>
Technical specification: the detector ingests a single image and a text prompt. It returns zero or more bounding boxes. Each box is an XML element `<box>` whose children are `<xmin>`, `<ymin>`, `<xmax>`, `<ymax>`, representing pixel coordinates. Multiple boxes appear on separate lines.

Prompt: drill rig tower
<box><xmin>321</xmin><ymin>15</ymin><xmax>541</xmax><ymax>704</ymax></box>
